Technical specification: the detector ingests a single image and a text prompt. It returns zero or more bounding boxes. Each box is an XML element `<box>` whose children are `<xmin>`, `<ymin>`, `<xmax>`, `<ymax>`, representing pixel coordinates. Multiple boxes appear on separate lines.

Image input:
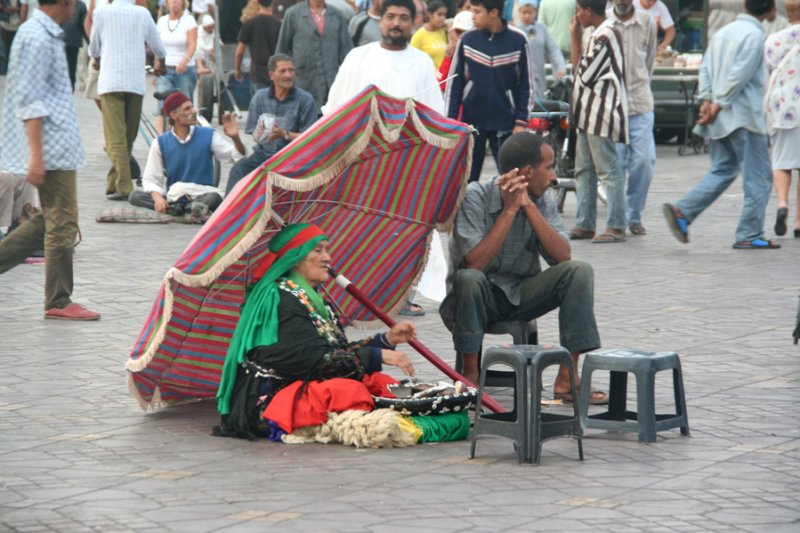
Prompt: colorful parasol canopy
<box><xmin>127</xmin><ymin>85</ymin><xmax>473</xmax><ymax>410</ymax></box>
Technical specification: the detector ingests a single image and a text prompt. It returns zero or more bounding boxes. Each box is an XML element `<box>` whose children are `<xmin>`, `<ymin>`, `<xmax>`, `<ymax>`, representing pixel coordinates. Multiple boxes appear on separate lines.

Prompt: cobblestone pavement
<box><xmin>1</xmin><ymin>76</ymin><xmax>799</xmax><ymax>532</ymax></box>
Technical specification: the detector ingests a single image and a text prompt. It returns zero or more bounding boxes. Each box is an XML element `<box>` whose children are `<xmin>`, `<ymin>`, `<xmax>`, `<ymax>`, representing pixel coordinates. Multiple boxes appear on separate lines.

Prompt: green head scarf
<box><xmin>217</xmin><ymin>223</ymin><xmax>328</xmax><ymax>414</ymax></box>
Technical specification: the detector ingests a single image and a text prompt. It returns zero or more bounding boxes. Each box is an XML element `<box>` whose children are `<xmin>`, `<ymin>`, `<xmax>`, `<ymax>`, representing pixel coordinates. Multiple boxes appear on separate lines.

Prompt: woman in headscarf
<box><xmin>216</xmin><ymin>223</ymin><xmax>417</xmax><ymax>439</ymax></box>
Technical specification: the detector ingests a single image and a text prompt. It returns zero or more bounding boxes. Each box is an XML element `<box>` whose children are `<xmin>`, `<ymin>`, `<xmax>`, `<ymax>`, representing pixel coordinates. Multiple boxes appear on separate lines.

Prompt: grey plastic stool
<box><xmin>455</xmin><ymin>320</ymin><xmax>538</xmax><ymax>388</ymax></box>
<box><xmin>579</xmin><ymin>349</ymin><xmax>690</xmax><ymax>443</ymax></box>
<box><xmin>470</xmin><ymin>345</ymin><xmax>584</xmax><ymax>464</ymax></box>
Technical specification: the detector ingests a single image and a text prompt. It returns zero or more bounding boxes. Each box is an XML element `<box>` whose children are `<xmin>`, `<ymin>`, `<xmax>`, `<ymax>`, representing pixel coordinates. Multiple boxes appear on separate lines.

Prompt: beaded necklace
<box><xmin>278</xmin><ymin>278</ymin><xmax>345</xmax><ymax>346</ymax></box>
<box><xmin>167</xmin><ymin>15</ymin><xmax>180</xmax><ymax>33</ymax></box>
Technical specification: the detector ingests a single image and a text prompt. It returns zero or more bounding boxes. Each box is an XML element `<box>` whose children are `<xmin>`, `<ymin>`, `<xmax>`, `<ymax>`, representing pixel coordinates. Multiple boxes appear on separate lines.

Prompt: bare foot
<box><xmin>461</xmin><ymin>370</ymin><xmax>479</xmax><ymax>387</ymax></box>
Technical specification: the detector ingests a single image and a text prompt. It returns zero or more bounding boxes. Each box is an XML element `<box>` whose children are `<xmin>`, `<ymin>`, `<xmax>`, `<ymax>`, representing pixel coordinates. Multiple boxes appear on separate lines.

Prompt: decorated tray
<box><xmin>374</xmin><ymin>380</ymin><xmax>478</xmax><ymax>416</ymax></box>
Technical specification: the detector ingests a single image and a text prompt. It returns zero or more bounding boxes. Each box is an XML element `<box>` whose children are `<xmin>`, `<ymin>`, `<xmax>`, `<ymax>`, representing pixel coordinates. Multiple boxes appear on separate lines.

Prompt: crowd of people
<box><xmin>0</xmin><ymin>0</ymin><xmax>797</xmax><ymax>431</ymax></box>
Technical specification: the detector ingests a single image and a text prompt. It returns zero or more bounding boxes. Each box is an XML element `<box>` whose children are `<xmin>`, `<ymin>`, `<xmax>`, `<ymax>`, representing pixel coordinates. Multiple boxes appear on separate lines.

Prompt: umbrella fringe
<box><xmin>438</xmin><ymin>128</ymin><xmax>473</xmax><ymax>234</ymax></box>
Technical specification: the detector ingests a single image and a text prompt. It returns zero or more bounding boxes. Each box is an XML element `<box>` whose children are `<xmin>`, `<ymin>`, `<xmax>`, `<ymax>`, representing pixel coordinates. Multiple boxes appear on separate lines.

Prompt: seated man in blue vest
<box><xmin>130</xmin><ymin>92</ymin><xmax>246</xmax><ymax>220</ymax></box>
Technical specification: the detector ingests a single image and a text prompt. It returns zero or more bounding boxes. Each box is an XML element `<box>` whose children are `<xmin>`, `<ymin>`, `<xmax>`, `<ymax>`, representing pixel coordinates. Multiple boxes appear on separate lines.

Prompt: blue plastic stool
<box><xmin>579</xmin><ymin>349</ymin><xmax>690</xmax><ymax>443</ymax></box>
<box><xmin>470</xmin><ymin>345</ymin><xmax>584</xmax><ymax>464</ymax></box>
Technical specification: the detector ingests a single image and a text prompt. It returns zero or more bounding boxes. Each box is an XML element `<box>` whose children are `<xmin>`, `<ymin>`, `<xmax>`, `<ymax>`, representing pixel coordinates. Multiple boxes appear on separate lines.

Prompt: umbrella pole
<box><xmin>330</xmin><ymin>268</ymin><xmax>506</xmax><ymax>414</ymax></box>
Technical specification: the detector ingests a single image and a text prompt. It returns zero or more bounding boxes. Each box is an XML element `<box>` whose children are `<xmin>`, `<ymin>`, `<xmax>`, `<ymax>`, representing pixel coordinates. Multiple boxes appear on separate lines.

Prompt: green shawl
<box><xmin>217</xmin><ymin>223</ymin><xmax>328</xmax><ymax>414</ymax></box>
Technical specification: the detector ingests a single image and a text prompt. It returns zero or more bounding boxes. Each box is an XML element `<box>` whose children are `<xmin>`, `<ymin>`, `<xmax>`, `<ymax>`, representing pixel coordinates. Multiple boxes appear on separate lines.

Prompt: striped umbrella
<box><xmin>126</xmin><ymin>85</ymin><xmax>473</xmax><ymax>410</ymax></box>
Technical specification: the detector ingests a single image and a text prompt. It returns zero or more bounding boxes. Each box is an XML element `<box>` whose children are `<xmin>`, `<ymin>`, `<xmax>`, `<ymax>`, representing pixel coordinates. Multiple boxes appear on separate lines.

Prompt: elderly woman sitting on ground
<box><xmin>215</xmin><ymin>223</ymin><xmax>418</xmax><ymax>439</ymax></box>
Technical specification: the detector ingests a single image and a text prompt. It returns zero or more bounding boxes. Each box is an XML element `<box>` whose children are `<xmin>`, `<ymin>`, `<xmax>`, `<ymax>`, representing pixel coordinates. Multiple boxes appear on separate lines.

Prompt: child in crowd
<box><xmin>437</xmin><ymin>9</ymin><xmax>474</xmax><ymax>92</ymax></box>
<box><xmin>411</xmin><ymin>0</ymin><xmax>449</xmax><ymax>67</ymax></box>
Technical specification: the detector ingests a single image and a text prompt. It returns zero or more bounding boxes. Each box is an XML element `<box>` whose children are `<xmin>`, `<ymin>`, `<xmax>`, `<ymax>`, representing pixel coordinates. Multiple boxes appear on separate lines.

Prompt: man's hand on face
<box><xmin>569</xmin><ymin>15</ymin><xmax>580</xmax><ymax>37</ymax></box>
<box><xmin>221</xmin><ymin>112</ymin><xmax>239</xmax><ymax>138</ymax></box>
<box><xmin>498</xmin><ymin>168</ymin><xmax>530</xmax><ymax>213</ymax></box>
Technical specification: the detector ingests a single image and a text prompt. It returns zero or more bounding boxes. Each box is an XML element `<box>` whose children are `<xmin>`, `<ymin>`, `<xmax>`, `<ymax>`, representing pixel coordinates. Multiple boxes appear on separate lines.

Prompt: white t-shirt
<box><xmin>323</xmin><ymin>42</ymin><xmax>444</xmax><ymax>115</ymax></box>
<box><xmin>633</xmin><ymin>0</ymin><xmax>674</xmax><ymax>29</ymax></box>
<box><xmin>157</xmin><ymin>12</ymin><xmax>198</xmax><ymax>67</ymax></box>
<box><xmin>191</xmin><ymin>0</ymin><xmax>215</xmax><ymax>15</ymax></box>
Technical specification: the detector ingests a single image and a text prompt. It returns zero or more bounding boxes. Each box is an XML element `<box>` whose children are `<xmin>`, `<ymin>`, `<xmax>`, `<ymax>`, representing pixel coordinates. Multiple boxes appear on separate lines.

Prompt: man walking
<box><xmin>608</xmin><ymin>0</ymin><xmax>657</xmax><ymax>236</ymax></box>
<box><xmin>234</xmin><ymin>0</ymin><xmax>282</xmax><ymax>95</ymax></box>
<box><xmin>663</xmin><ymin>0</ymin><xmax>779</xmax><ymax>250</ymax></box>
<box><xmin>0</xmin><ymin>0</ymin><xmax>100</xmax><ymax>320</ymax></box>
<box><xmin>88</xmin><ymin>0</ymin><xmax>165</xmax><ymax>200</ymax></box>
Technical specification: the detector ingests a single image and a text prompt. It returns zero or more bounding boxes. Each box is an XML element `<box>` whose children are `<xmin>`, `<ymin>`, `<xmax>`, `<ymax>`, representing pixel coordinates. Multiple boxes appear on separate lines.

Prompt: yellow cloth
<box><xmin>397</xmin><ymin>415</ymin><xmax>424</xmax><ymax>442</ymax></box>
<box><xmin>410</xmin><ymin>27</ymin><xmax>448</xmax><ymax>68</ymax></box>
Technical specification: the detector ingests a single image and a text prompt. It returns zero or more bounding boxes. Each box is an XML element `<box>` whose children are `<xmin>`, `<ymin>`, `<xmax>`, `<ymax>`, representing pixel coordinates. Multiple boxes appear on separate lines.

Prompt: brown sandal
<box><xmin>569</xmin><ymin>227</ymin><xmax>595</xmax><ymax>240</ymax></box>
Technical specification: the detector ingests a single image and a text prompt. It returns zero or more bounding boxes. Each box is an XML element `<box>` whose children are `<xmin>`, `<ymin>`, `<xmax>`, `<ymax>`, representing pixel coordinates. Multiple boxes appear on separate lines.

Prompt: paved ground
<box><xmin>1</xmin><ymin>76</ymin><xmax>799</xmax><ymax>532</ymax></box>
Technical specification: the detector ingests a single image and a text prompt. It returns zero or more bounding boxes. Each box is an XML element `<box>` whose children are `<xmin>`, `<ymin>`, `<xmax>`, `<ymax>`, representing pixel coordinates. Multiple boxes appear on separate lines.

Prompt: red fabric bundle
<box><xmin>264</xmin><ymin>373</ymin><xmax>398</xmax><ymax>433</ymax></box>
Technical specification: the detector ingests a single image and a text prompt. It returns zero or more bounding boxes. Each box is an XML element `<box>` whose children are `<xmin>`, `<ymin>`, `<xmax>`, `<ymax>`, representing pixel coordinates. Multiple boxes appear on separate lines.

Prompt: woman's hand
<box><xmin>386</xmin><ymin>321</ymin><xmax>417</xmax><ymax>345</ymax></box>
<box><xmin>176</xmin><ymin>56</ymin><xmax>189</xmax><ymax>74</ymax></box>
<box><xmin>381</xmin><ymin>349</ymin><xmax>415</xmax><ymax>377</ymax></box>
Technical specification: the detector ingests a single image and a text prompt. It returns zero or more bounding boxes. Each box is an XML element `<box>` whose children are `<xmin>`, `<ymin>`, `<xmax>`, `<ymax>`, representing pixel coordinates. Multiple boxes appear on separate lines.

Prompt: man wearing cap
<box><xmin>129</xmin><ymin>92</ymin><xmax>245</xmax><ymax>220</ymax></box>
<box><xmin>436</xmin><ymin>10</ymin><xmax>472</xmax><ymax>92</ymax></box>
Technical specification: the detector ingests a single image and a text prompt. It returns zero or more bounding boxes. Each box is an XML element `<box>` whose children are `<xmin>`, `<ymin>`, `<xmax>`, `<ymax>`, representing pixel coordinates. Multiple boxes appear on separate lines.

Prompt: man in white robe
<box><xmin>322</xmin><ymin>0</ymin><xmax>444</xmax><ymax>115</ymax></box>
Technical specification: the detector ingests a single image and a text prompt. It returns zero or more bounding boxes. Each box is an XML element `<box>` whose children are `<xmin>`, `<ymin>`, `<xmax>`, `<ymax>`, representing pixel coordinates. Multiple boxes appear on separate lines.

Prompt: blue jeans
<box><xmin>574</xmin><ymin>131</ymin><xmax>626</xmax><ymax>232</ymax></box>
<box><xmin>617</xmin><ymin>111</ymin><xmax>655</xmax><ymax>225</ymax></box>
<box><xmin>155</xmin><ymin>66</ymin><xmax>197</xmax><ymax>112</ymax></box>
<box><xmin>676</xmin><ymin>128</ymin><xmax>772</xmax><ymax>242</ymax></box>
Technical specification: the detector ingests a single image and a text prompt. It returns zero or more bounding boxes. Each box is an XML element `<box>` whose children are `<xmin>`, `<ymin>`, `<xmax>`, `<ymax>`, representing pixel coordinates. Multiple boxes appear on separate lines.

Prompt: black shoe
<box><xmin>106</xmin><ymin>192</ymin><xmax>130</xmax><ymax>201</ymax></box>
<box><xmin>167</xmin><ymin>204</ymin><xmax>185</xmax><ymax>217</ymax></box>
<box><xmin>774</xmin><ymin>207</ymin><xmax>788</xmax><ymax>236</ymax></box>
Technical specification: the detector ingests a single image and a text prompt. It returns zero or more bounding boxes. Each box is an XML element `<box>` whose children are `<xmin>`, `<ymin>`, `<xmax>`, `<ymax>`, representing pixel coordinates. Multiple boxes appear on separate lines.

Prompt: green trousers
<box><xmin>101</xmin><ymin>92</ymin><xmax>143</xmax><ymax>196</ymax></box>
<box><xmin>0</xmin><ymin>170</ymin><xmax>78</xmax><ymax>310</ymax></box>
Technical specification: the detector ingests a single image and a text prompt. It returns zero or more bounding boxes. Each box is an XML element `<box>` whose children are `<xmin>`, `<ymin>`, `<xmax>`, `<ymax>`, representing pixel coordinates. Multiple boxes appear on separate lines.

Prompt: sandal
<box><xmin>569</xmin><ymin>227</ymin><xmax>595</xmax><ymax>240</ymax></box>
<box><xmin>554</xmin><ymin>389</ymin><xmax>609</xmax><ymax>405</ymax></box>
<box><xmin>731</xmin><ymin>238</ymin><xmax>781</xmax><ymax>250</ymax></box>
<box><xmin>398</xmin><ymin>301</ymin><xmax>425</xmax><ymax>316</ymax></box>
<box><xmin>662</xmin><ymin>203</ymin><xmax>689</xmax><ymax>244</ymax></box>
<box><xmin>628</xmin><ymin>223</ymin><xmax>647</xmax><ymax>236</ymax></box>
<box><xmin>591</xmin><ymin>231</ymin><xmax>626</xmax><ymax>243</ymax></box>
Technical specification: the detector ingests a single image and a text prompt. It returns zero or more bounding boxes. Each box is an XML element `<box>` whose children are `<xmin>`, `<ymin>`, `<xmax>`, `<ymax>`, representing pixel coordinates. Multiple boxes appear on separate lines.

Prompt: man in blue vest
<box><xmin>129</xmin><ymin>92</ymin><xmax>245</xmax><ymax>220</ymax></box>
